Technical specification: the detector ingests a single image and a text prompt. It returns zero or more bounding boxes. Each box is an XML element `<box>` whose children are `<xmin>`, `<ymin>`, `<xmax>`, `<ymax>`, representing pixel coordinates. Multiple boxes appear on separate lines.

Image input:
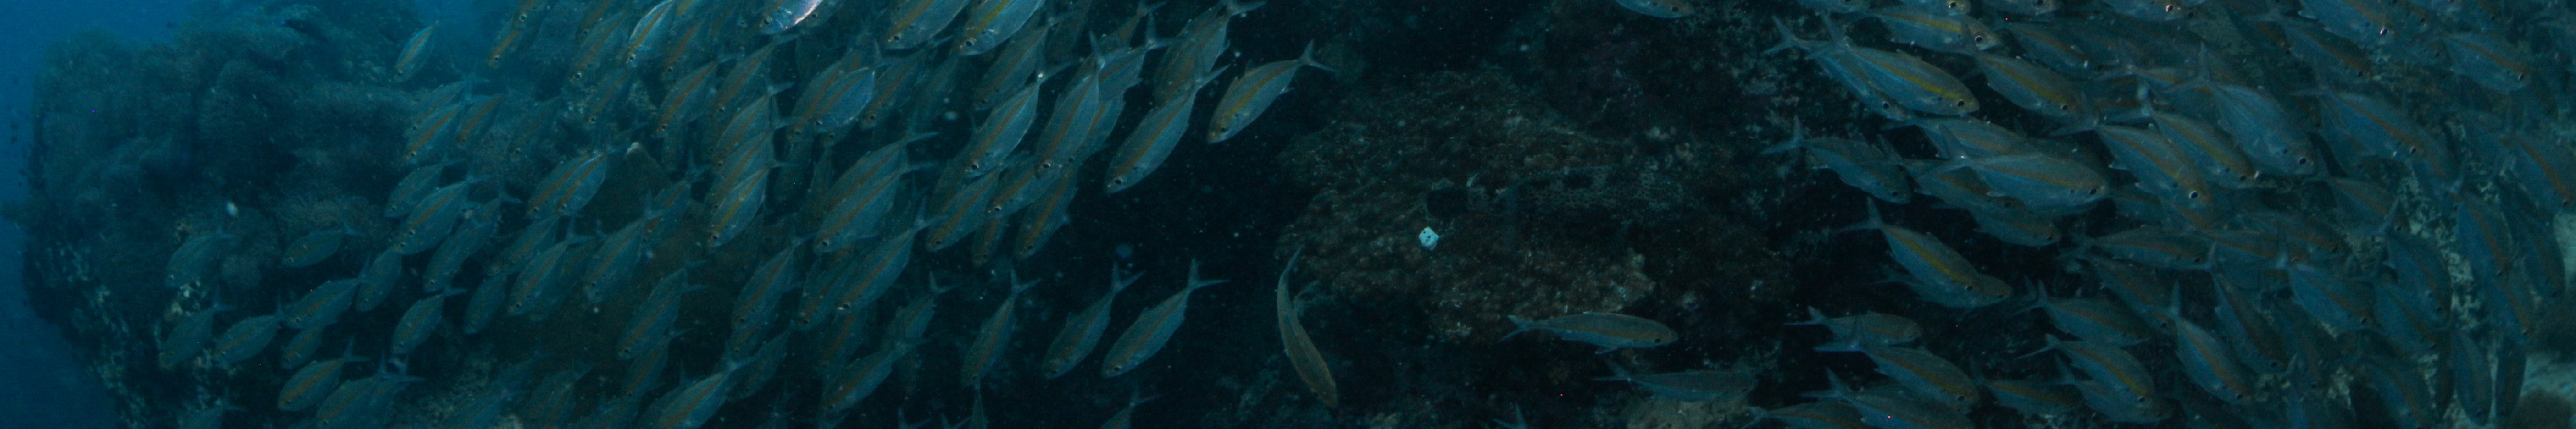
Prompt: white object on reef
<box><xmin>1419</xmin><ymin>227</ymin><xmax>1441</xmax><ymax>251</ymax></box>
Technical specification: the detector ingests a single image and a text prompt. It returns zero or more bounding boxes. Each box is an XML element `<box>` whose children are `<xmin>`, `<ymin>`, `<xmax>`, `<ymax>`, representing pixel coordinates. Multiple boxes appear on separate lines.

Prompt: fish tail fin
<box><xmin>1821</xmin><ymin>368</ymin><xmax>1854</xmax><ymax>399</ymax></box>
<box><xmin>1193</xmin><ymin>65</ymin><xmax>1233</xmax><ymax>91</ymax></box>
<box><xmin>2015</xmin><ymin>335</ymin><xmax>2065</xmax><ymax>360</ymax></box>
<box><xmin>1500</xmin><ymin>315</ymin><xmax>1537</xmax><ymax>341</ymax></box>
<box><xmin>1185</xmin><ymin>259</ymin><xmax>1230</xmax><ymax>290</ymax></box>
<box><xmin>339</xmin><ymin>340</ymin><xmax>369</xmax><ymax>363</ymax></box>
<box><xmin>1278</xmin><ymin>247</ymin><xmax>1305</xmax><ymax>287</ymax></box>
<box><xmin>1008</xmin><ymin>270</ymin><xmax>1040</xmax><ymax>295</ymax></box>
<box><xmin>2008</xmin><ymin>282</ymin><xmax>2053</xmax><ymax>317</ymax></box>
<box><xmin>1762</xmin><ymin>118</ymin><xmax>1811</xmax><ymax>155</ymax></box>
<box><xmin>1110</xmin><ymin>263</ymin><xmax>1146</xmax><ymax>293</ymax></box>
<box><xmin>1765</xmin><ymin>17</ymin><xmax>1810</xmax><ymax>55</ymax></box>
<box><xmin>1785</xmin><ymin>306</ymin><xmax>1831</xmax><ymax>326</ymax></box>
<box><xmin>1224</xmin><ymin>0</ymin><xmax>1267</xmax><ymax>16</ymax></box>
<box><xmin>1296</xmin><ymin>41</ymin><xmax>1338</xmax><ymax>75</ymax></box>
<box><xmin>1589</xmin><ymin>358</ymin><xmax>1634</xmax><ymax>381</ymax></box>
<box><xmin>1832</xmin><ymin>199</ymin><xmax>1890</xmax><ymax>235</ymax></box>
<box><xmin>926</xmin><ymin>272</ymin><xmax>957</xmax><ymax>296</ymax></box>
<box><xmin>2043</xmin><ymin>118</ymin><xmax>2099</xmax><ymax>137</ymax></box>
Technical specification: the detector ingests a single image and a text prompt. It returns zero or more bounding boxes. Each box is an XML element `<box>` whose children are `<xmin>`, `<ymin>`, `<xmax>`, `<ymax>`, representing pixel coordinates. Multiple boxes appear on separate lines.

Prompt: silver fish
<box><xmin>1102</xmin><ymin>260</ymin><xmax>1231</xmax><ymax>377</ymax></box>
<box><xmin>1970</xmin><ymin>53</ymin><xmax>2090</xmax><ymax>131</ymax></box>
<box><xmin>207</xmin><ymin>314</ymin><xmax>283</xmax><ymax>367</ymax></box>
<box><xmin>1788</xmin><ymin>307</ymin><xmax>1921</xmax><ymax>351</ymax></box>
<box><xmin>2036</xmin><ymin>295</ymin><xmax>2154</xmax><ymax>346</ymax></box>
<box><xmin>390</xmin><ymin>289</ymin><xmax>464</xmax><ymax>356</ymax></box>
<box><xmin>961</xmin><ymin>273</ymin><xmax>1037</xmax><ymax>387</ymax></box>
<box><xmin>463</xmin><ymin>272</ymin><xmax>510</xmax><ymax>335</ymax></box>
<box><xmin>1609</xmin><ymin>0</ymin><xmax>1695</xmax><ymax>17</ymax></box>
<box><xmin>626</xmin><ymin>0</ymin><xmax>681</xmax><ymax>66</ymax></box>
<box><xmin>2439</xmin><ymin>33</ymin><xmax>2532</xmax><ymax>91</ymax></box>
<box><xmin>1987</xmin><ymin>0</ymin><xmax>2057</xmax><ymax>15</ymax></box>
<box><xmin>1822</xmin><ymin>370</ymin><xmax>1973</xmax><ymax>429</ymax></box>
<box><xmin>277</xmin><ymin>322</ymin><xmax>327</xmax><ymax>369</ymax></box>
<box><xmin>2300</xmin><ymin>0</ymin><xmax>2397</xmax><ymax>46</ymax></box>
<box><xmin>819</xmin><ymin>341</ymin><xmax>915</xmax><ymax>416</ymax></box>
<box><xmin>2105</xmin><ymin>0</ymin><xmax>2188</xmax><ymax>21</ymax></box>
<box><xmin>955</xmin><ymin>0</ymin><xmax>1047</xmax><ymax>55</ymax></box>
<box><xmin>1207</xmin><ymin>43</ymin><xmax>1333</xmax><ymax>143</ymax></box>
<box><xmin>1764</xmin><ymin>125</ymin><xmax>1912</xmax><ymax>204</ymax></box>
<box><xmin>1594</xmin><ymin>363</ymin><xmax>1754</xmax><ymax>402</ymax></box>
<box><xmin>2191</xmin><ymin>83</ymin><xmax>2316</xmax><ymax>177</ymax></box>
<box><xmin>1970</xmin><ymin>209</ymin><xmax>2061</xmax><ymax>247</ymax></box>
<box><xmin>1275</xmin><ymin>250</ymin><xmax>1338</xmax><ymax>406</ymax></box>
<box><xmin>527</xmin><ymin>152</ymin><xmax>611</xmax><ymax>220</ymax></box>
<box><xmin>1501</xmin><ymin>312</ymin><xmax>1678</xmax><ymax>352</ymax></box>
<box><xmin>2149</xmin><ymin>110</ymin><xmax>2259</xmax><ymax>189</ymax></box>
<box><xmin>394</xmin><ymin>23</ymin><xmax>437</xmax><ymax>80</ymax></box>
<box><xmin>351</xmin><ymin>248</ymin><xmax>404</xmax><ymax>312</ymax></box>
<box><xmin>1107</xmin><ymin>66</ymin><xmax>1228</xmax><ymax>193</ymax></box>
<box><xmin>883</xmin><ymin>0</ymin><xmax>971</xmax><ymax>50</ymax></box>
<box><xmin>286</xmin><ymin>280</ymin><xmax>357</xmax><ymax>330</ymax></box>
<box><xmin>960</xmin><ymin>72</ymin><xmax>1052</xmax><ymax>177</ymax></box>
<box><xmin>645</xmin><ymin>362</ymin><xmax>739</xmax><ymax>429</ymax></box>
<box><xmin>1793</xmin><ymin>0</ymin><xmax>1869</xmax><ymax>13</ymax></box>
<box><xmin>1154</xmin><ymin>0</ymin><xmax>1263</xmax><ymax>101</ymax></box>
<box><xmin>730</xmin><ymin>247</ymin><xmax>802</xmax><ymax>350</ymax></box>
<box><xmin>1937</xmin><ymin>153</ymin><xmax>2107</xmax><ymax>209</ymax></box>
<box><xmin>621</xmin><ymin>271</ymin><xmax>705</xmax><ymax>361</ymax></box>
<box><xmin>760</xmin><ymin>0</ymin><xmax>827</xmax><ymax>34</ymax></box>
<box><xmin>1043</xmin><ymin>264</ymin><xmax>1144</xmax><ymax>379</ymax></box>
<box><xmin>2168</xmin><ymin>314</ymin><xmax>2253</xmax><ymax>405</ymax></box>
<box><xmin>1849</xmin><ymin>202</ymin><xmax>2010</xmax><ymax>308</ymax></box>
<box><xmin>281</xmin><ymin>227</ymin><xmax>350</xmax><ymax>269</ymax></box>
<box><xmin>394</xmin><ymin>180</ymin><xmax>476</xmax><ymax>255</ymax></box>
<box><xmin>1986</xmin><ymin>378</ymin><xmax>2082</xmax><ymax>416</ymax></box>
<box><xmin>1860</xmin><ymin>345</ymin><xmax>1981</xmax><ymax>407</ymax></box>
<box><xmin>1867</xmin><ymin>6</ymin><xmax>1999</xmax><ymax>53</ymax></box>
<box><xmin>166</xmin><ymin>231</ymin><xmax>238</xmax><ymax>289</ymax></box>
<box><xmin>279</xmin><ymin>348</ymin><xmax>367</xmax><ymax>412</ymax></box>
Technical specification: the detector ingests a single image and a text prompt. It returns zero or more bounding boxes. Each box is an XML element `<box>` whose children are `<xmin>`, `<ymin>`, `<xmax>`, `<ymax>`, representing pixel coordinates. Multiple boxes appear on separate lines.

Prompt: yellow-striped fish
<box><xmin>955</xmin><ymin>0</ymin><xmax>1048</xmax><ymax>55</ymax></box>
<box><xmin>1102</xmin><ymin>260</ymin><xmax>1230</xmax><ymax>377</ymax></box>
<box><xmin>1107</xmin><ymin>66</ymin><xmax>1227</xmax><ymax>193</ymax></box>
<box><xmin>1205</xmin><ymin>44</ymin><xmax>1329</xmax><ymax>143</ymax></box>
<box><xmin>626</xmin><ymin>0</ymin><xmax>681</xmax><ymax>66</ymax></box>
<box><xmin>1207</xmin><ymin>44</ymin><xmax>1332</xmax><ymax>143</ymax></box>
<box><xmin>961</xmin><ymin>273</ymin><xmax>1036</xmax><ymax>387</ymax></box>
<box><xmin>394</xmin><ymin>23</ymin><xmax>438</xmax><ymax>80</ymax></box>
<box><xmin>761</xmin><ymin>0</ymin><xmax>829</xmax><ymax>34</ymax></box>
<box><xmin>882</xmin><ymin>0</ymin><xmax>971</xmax><ymax>50</ymax></box>
<box><xmin>1042</xmin><ymin>264</ymin><xmax>1141</xmax><ymax>379</ymax></box>
<box><xmin>1275</xmin><ymin>250</ymin><xmax>1338</xmax><ymax>407</ymax></box>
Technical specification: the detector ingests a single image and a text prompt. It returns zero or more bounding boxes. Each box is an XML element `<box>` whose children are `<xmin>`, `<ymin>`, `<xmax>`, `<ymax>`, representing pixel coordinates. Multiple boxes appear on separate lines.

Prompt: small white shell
<box><xmin>1418</xmin><ymin>227</ymin><xmax>1441</xmax><ymax>250</ymax></box>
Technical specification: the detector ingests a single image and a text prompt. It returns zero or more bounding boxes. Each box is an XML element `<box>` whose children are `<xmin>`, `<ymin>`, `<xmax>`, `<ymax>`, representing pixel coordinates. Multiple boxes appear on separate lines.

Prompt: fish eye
<box><xmin>2187</xmin><ymin>191</ymin><xmax>2202</xmax><ymax>198</ymax></box>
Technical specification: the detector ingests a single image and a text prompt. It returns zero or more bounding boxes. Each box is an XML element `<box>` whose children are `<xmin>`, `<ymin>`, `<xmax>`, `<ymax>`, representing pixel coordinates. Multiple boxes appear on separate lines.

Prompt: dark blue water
<box><xmin>0</xmin><ymin>0</ymin><xmax>184</xmax><ymax>427</ymax></box>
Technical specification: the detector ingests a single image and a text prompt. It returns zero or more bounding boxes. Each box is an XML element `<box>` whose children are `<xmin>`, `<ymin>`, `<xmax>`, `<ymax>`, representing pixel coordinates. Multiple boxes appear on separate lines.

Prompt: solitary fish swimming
<box><xmin>1274</xmin><ymin>249</ymin><xmax>1338</xmax><ymax>406</ymax></box>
